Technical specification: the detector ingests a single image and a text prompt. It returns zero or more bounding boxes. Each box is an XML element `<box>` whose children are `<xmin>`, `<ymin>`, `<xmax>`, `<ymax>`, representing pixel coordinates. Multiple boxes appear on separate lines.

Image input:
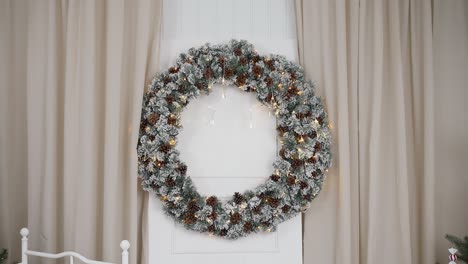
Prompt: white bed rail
<box><xmin>19</xmin><ymin>228</ymin><xmax>130</xmax><ymax>264</ymax></box>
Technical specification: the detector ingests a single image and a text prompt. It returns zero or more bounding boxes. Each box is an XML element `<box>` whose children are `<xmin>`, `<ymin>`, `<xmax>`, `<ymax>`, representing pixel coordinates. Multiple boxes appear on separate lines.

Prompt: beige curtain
<box><xmin>433</xmin><ymin>1</ymin><xmax>468</xmax><ymax>263</ymax></box>
<box><xmin>0</xmin><ymin>1</ymin><xmax>162</xmax><ymax>264</ymax></box>
<box><xmin>296</xmin><ymin>0</ymin><xmax>435</xmax><ymax>263</ymax></box>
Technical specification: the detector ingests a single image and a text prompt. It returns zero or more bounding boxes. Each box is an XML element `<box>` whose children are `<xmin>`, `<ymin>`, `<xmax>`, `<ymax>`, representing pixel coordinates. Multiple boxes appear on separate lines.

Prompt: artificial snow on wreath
<box><xmin>137</xmin><ymin>40</ymin><xmax>332</xmax><ymax>239</ymax></box>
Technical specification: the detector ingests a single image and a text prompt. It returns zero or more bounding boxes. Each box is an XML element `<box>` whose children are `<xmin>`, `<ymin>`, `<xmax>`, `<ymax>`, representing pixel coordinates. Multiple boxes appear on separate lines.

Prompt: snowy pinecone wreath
<box><xmin>137</xmin><ymin>40</ymin><xmax>332</xmax><ymax>239</ymax></box>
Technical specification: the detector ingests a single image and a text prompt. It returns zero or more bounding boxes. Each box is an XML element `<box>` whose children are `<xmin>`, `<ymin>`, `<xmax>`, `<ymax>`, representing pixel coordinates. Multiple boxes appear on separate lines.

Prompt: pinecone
<box><xmin>235</xmin><ymin>74</ymin><xmax>247</xmax><ymax>86</ymax></box>
<box><xmin>139</xmin><ymin>119</ymin><xmax>149</xmax><ymax>132</ymax></box>
<box><xmin>311</xmin><ymin>171</ymin><xmax>318</xmax><ymax>178</ymax></box>
<box><xmin>166</xmin><ymin>95</ymin><xmax>175</xmax><ymax>104</ymax></box>
<box><xmin>276</xmin><ymin>126</ymin><xmax>288</xmax><ymax>135</ymax></box>
<box><xmin>264</xmin><ymin>77</ymin><xmax>273</xmax><ymax>87</ymax></box>
<box><xmin>267</xmin><ymin>197</ymin><xmax>280</xmax><ymax>208</ymax></box>
<box><xmin>165</xmin><ymin>177</ymin><xmax>176</xmax><ymax>187</ymax></box>
<box><xmin>195</xmin><ymin>82</ymin><xmax>203</xmax><ymax>90</ymax></box>
<box><xmin>166</xmin><ymin>201</ymin><xmax>176</xmax><ymax>209</ymax></box>
<box><xmin>230</xmin><ymin>212</ymin><xmax>241</xmax><ymax>224</ymax></box>
<box><xmin>317</xmin><ymin>116</ymin><xmax>324</xmax><ymax>125</ymax></box>
<box><xmin>206</xmin><ymin>196</ymin><xmax>218</xmax><ymax>207</ymax></box>
<box><xmin>183</xmin><ymin>212</ymin><xmax>197</xmax><ymax>225</ymax></box>
<box><xmin>163</xmin><ymin>76</ymin><xmax>171</xmax><ymax>84</ymax></box>
<box><xmin>233</xmin><ymin>192</ymin><xmax>244</xmax><ymax>204</ymax></box>
<box><xmin>243</xmin><ymin>222</ymin><xmax>254</xmax><ymax>233</ymax></box>
<box><xmin>209</xmin><ymin>211</ymin><xmax>217</xmax><ymax>220</ymax></box>
<box><xmin>314</xmin><ymin>142</ymin><xmax>322</xmax><ymax>151</ymax></box>
<box><xmin>148</xmin><ymin>135</ymin><xmax>155</xmax><ymax>142</ymax></box>
<box><xmin>252</xmin><ymin>55</ymin><xmax>261</xmax><ymax>63</ymax></box>
<box><xmin>265</xmin><ymin>59</ymin><xmax>275</xmax><ymax>70</ymax></box>
<box><xmin>204</xmin><ymin>68</ymin><xmax>214</xmax><ymax>79</ymax></box>
<box><xmin>309</xmin><ymin>130</ymin><xmax>317</xmax><ymax>139</ymax></box>
<box><xmin>147</xmin><ymin>113</ymin><xmax>159</xmax><ymax>125</ymax></box>
<box><xmin>287</xmin><ymin>176</ymin><xmax>296</xmax><ymax>186</ymax></box>
<box><xmin>303</xmin><ymin>194</ymin><xmax>312</xmax><ymax>201</ymax></box>
<box><xmin>282</xmin><ymin>204</ymin><xmax>291</xmax><ymax>213</ymax></box>
<box><xmin>299</xmin><ymin>181</ymin><xmax>309</xmax><ymax>189</ymax></box>
<box><xmin>207</xmin><ymin>225</ymin><xmax>216</xmax><ymax>233</ymax></box>
<box><xmin>279</xmin><ymin>148</ymin><xmax>286</xmax><ymax>158</ymax></box>
<box><xmin>187</xmin><ymin>200</ymin><xmax>199</xmax><ymax>213</ymax></box>
<box><xmin>311</xmin><ymin>169</ymin><xmax>321</xmax><ymax>178</ymax></box>
<box><xmin>252</xmin><ymin>65</ymin><xmax>263</xmax><ymax>77</ymax></box>
<box><xmin>224</xmin><ymin>68</ymin><xmax>234</xmax><ymax>78</ymax></box>
<box><xmin>239</xmin><ymin>57</ymin><xmax>248</xmax><ymax>65</ymax></box>
<box><xmin>291</xmin><ymin>159</ymin><xmax>303</xmax><ymax>169</ymax></box>
<box><xmin>252</xmin><ymin>205</ymin><xmax>262</xmax><ymax>214</ymax></box>
<box><xmin>233</xmin><ymin>47</ymin><xmax>242</xmax><ymax>56</ymax></box>
<box><xmin>150</xmin><ymin>182</ymin><xmax>160</xmax><ymax>190</ymax></box>
<box><xmin>308</xmin><ymin>155</ymin><xmax>317</xmax><ymax>164</ymax></box>
<box><xmin>159</xmin><ymin>143</ymin><xmax>171</xmax><ymax>153</ymax></box>
<box><xmin>270</xmin><ymin>174</ymin><xmax>280</xmax><ymax>182</ymax></box>
<box><xmin>169</xmin><ymin>67</ymin><xmax>179</xmax><ymax>74</ymax></box>
<box><xmin>290</xmin><ymin>72</ymin><xmax>297</xmax><ymax>80</ymax></box>
<box><xmin>287</xmin><ymin>86</ymin><xmax>298</xmax><ymax>97</ymax></box>
<box><xmin>296</xmin><ymin>112</ymin><xmax>306</xmax><ymax>119</ymax></box>
<box><xmin>218</xmin><ymin>56</ymin><xmax>225</xmax><ymax>66</ymax></box>
<box><xmin>265</xmin><ymin>93</ymin><xmax>273</xmax><ymax>103</ymax></box>
<box><xmin>219</xmin><ymin>229</ymin><xmax>228</xmax><ymax>236</ymax></box>
<box><xmin>167</xmin><ymin>115</ymin><xmax>178</xmax><ymax>126</ymax></box>
<box><xmin>176</xmin><ymin>164</ymin><xmax>187</xmax><ymax>175</ymax></box>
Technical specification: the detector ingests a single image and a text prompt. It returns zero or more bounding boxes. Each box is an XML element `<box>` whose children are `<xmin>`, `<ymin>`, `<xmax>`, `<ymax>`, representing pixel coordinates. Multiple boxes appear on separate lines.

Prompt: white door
<box><xmin>147</xmin><ymin>1</ymin><xmax>301</xmax><ymax>263</ymax></box>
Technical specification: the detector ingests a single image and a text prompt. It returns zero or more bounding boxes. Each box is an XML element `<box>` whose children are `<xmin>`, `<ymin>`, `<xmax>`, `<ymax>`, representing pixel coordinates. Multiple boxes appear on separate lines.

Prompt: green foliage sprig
<box><xmin>447</xmin><ymin>234</ymin><xmax>468</xmax><ymax>263</ymax></box>
<box><xmin>0</xmin><ymin>249</ymin><xmax>7</xmax><ymax>264</ymax></box>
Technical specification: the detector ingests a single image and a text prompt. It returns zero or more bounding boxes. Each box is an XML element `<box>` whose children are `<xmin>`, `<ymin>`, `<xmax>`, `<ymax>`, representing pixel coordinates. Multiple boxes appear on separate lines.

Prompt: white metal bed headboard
<box><xmin>19</xmin><ymin>228</ymin><xmax>130</xmax><ymax>264</ymax></box>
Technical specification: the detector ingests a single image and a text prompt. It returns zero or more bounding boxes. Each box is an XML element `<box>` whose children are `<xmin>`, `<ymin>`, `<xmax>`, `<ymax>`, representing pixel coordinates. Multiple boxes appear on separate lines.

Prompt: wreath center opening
<box><xmin>177</xmin><ymin>84</ymin><xmax>277</xmax><ymax>196</ymax></box>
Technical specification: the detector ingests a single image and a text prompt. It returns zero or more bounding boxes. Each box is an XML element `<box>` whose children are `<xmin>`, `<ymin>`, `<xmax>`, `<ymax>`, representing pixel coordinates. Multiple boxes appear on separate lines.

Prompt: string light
<box><xmin>169</xmin><ymin>139</ymin><xmax>176</xmax><ymax>146</ymax></box>
<box><xmin>298</xmin><ymin>136</ymin><xmax>304</xmax><ymax>143</ymax></box>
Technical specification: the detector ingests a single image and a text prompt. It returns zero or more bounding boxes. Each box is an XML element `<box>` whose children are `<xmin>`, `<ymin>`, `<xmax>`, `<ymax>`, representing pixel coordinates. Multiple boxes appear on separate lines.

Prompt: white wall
<box><xmin>434</xmin><ymin>1</ymin><xmax>468</xmax><ymax>263</ymax></box>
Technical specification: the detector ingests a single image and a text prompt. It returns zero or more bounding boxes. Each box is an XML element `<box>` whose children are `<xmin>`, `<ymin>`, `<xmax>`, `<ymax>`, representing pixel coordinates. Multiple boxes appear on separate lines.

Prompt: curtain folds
<box><xmin>0</xmin><ymin>1</ymin><xmax>162</xmax><ymax>263</ymax></box>
<box><xmin>296</xmin><ymin>0</ymin><xmax>435</xmax><ymax>263</ymax></box>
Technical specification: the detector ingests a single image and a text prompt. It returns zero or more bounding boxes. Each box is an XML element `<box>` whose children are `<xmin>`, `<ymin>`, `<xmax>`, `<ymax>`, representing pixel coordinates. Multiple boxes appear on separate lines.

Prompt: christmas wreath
<box><xmin>137</xmin><ymin>40</ymin><xmax>332</xmax><ymax>239</ymax></box>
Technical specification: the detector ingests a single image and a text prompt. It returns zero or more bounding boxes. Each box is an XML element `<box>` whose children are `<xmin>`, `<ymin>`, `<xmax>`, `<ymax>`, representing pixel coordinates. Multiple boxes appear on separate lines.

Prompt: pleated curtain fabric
<box><xmin>0</xmin><ymin>1</ymin><xmax>162</xmax><ymax>264</ymax></box>
<box><xmin>295</xmin><ymin>0</ymin><xmax>436</xmax><ymax>263</ymax></box>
